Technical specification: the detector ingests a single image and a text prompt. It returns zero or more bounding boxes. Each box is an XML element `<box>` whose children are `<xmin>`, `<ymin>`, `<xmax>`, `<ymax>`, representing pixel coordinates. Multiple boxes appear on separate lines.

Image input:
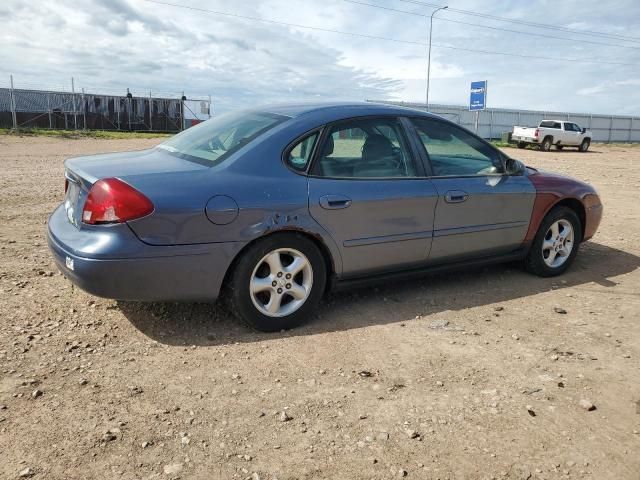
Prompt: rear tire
<box><xmin>579</xmin><ymin>139</ymin><xmax>590</xmax><ymax>152</ymax></box>
<box><xmin>525</xmin><ymin>206</ymin><xmax>582</xmax><ymax>277</ymax></box>
<box><xmin>227</xmin><ymin>233</ymin><xmax>326</xmax><ymax>332</ymax></box>
<box><xmin>517</xmin><ymin>142</ymin><xmax>526</xmax><ymax>149</ymax></box>
<box><xmin>539</xmin><ymin>137</ymin><xmax>552</xmax><ymax>152</ymax></box>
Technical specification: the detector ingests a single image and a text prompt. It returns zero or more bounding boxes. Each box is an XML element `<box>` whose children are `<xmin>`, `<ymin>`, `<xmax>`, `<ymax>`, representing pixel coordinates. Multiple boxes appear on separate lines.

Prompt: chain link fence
<box><xmin>1</xmin><ymin>76</ymin><xmax>211</xmax><ymax>133</ymax></box>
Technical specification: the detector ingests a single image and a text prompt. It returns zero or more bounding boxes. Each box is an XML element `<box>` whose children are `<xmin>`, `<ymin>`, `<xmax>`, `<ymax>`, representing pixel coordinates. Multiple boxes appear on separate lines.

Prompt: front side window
<box><xmin>286</xmin><ymin>132</ymin><xmax>319</xmax><ymax>171</ymax></box>
<box><xmin>411</xmin><ymin>117</ymin><xmax>504</xmax><ymax>177</ymax></box>
<box><xmin>312</xmin><ymin>118</ymin><xmax>417</xmax><ymax>178</ymax></box>
<box><xmin>158</xmin><ymin>110</ymin><xmax>287</xmax><ymax>165</ymax></box>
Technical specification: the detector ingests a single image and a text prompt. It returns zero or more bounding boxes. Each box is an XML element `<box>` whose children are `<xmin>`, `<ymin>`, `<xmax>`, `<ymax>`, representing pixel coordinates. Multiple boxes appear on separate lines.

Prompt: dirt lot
<box><xmin>0</xmin><ymin>135</ymin><xmax>639</xmax><ymax>480</ymax></box>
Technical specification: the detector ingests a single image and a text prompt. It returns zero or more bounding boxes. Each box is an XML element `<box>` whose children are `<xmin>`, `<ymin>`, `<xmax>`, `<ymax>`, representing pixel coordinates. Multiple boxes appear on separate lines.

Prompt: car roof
<box><xmin>257</xmin><ymin>101</ymin><xmax>440</xmax><ymax>120</ymax></box>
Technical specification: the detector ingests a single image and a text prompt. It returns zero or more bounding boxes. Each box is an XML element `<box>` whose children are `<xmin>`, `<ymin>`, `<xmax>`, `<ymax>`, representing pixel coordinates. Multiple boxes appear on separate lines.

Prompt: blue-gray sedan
<box><xmin>48</xmin><ymin>102</ymin><xmax>602</xmax><ymax>331</ymax></box>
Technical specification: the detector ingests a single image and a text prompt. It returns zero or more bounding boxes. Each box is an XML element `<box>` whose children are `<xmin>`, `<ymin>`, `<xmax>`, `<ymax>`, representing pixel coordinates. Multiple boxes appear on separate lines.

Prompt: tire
<box><xmin>517</xmin><ymin>142</ymin><xmax>526</xmax><ymax>149</ymax></box>
<box><xmin>579</xmin><ymin>138</ymin><xmax>590</xmax><ymax>152</ymax></box>
<box><xmin>539</xmin><ymin>137</ymin><xmax>552</xmax><ymax>152</ymax></box>
<box><xmin>555</xmin><ymin>144</ymin><xmax>564</xmax><ymax>150</ymax></box>
<box><xmin>227</xmin><ymin>233</ymin><xmax>327</xmax><ymax>332</ymax></box>
<box><xmin>525</xmin><ymin>206</ymin><xmax>582</xmax><ymax>277</ymax></box>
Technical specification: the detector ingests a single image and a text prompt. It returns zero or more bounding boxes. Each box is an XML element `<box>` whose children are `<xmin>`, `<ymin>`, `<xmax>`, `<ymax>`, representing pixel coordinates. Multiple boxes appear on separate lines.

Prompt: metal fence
<box><xmin>0</xmin><ymin>76</ymin><xmax>211</xmax><ymax>133</ymax></box>
<box><xmin>378</xmin><ymin>101</ymin><xmax>640</xmax><ymax>143</ymax></box>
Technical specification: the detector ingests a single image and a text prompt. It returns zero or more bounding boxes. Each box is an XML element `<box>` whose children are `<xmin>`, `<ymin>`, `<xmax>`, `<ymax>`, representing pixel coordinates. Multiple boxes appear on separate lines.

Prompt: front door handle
<box><xmin>444</xmin><ymin>190</ymin><xmax>469</xmax><ymax>203</ymax></box>
<box><xmin>319</xmin><ymin>194</ymin><xmax>352</xmax><ymax>210</ymax></box>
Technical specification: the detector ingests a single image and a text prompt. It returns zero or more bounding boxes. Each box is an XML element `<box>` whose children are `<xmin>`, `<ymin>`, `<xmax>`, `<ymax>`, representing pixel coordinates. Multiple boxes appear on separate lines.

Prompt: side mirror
<box><xmin>581</xmin><ymin>128</ymin><xmax>586</xmax><ymax>133</ymax></box>
<box><xmin>505</xmin><ymin>157</ymin><xmax>524</xmax><ymax>175</ymax></box>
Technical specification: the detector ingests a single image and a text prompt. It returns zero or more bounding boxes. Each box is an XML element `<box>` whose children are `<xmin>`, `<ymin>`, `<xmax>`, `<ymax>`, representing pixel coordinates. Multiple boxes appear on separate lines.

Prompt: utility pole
<box><xmin>426</xmin><ymin>5</ymin><xmax>448</xmax><ymax>110</ymax></box>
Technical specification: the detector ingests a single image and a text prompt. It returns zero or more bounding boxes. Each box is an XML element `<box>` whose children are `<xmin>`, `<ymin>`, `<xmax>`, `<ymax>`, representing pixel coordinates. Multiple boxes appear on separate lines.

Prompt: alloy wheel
<box><xmin>249</xmin><ymin>248</ymin><xmax>313</xmax><ymax>317</ymax></box>
<box><xmin>542</xmin><ymin>219</ymin><xmax>574</xmax><ymax>268</ymax></box>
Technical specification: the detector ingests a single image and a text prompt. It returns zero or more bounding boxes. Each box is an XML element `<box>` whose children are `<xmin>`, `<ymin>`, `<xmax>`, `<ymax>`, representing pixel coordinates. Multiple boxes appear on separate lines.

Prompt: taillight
<box><xmin>82</xmin><ymin>178</ymin><xmax>153</xmax><ymax>225</ymax></box>
<box><xmin>534</xmin><ymin>128</ymin><xmax>539</xmax><ymax>137</ymax></box>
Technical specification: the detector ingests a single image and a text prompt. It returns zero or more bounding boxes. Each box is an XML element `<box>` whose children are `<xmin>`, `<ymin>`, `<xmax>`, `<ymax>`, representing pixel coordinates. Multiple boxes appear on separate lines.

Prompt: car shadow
<box><xmin>120</xmin><ymin>241</ymin><xmax>639</xmax><ymax>346</ymax></box>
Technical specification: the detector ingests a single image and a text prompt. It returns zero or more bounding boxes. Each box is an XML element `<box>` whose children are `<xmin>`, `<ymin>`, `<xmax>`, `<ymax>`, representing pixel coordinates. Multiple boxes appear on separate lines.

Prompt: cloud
<box><xmin>0</xmin><ymin>0</ymin><xmax>638</xmax><ymax>114</ymax></box>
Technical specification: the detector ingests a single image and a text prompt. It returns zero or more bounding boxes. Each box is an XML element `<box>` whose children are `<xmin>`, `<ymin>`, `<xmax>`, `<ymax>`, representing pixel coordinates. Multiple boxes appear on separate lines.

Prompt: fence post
<box><xmin>71</xmin><ymin>77</ymin><xmax>77</xmax><ymax>130</ymax></box>
<box><xmin>47</xmin><ymin>92</ymin><xmax>52</xmax><ymax>129</ymax></box>
<box><xmin>9</xmin><ymin>75</ymin><xmax>17</xmax><ymax>130</ymax></box>
<box><xmin>180</xmin><ymin>91</ymin><xmax>185</xmax><ymax>131</ymax></box>
<box><xmin>81</xmin><ymin>88</ymin><xmax>87</xmax><ymax>130</ymax></box>
<box><xmin>149</xmin><ymin>91</ymin><xmax>153</xmax><ymax>131</ymax></box>
<box><xmin>608</xmin><ymin>116</ymin><xmax>613</xmax><ymax>143</ymax></box>
<box><xmin>208</xmin><ymin>95</ymin><xmax>212</xmax><ymax>119</ymax></box>
<box><xmin>490</xmin><ymin>109</ymin><xmax>494</xmax><ymax>140</ymax></box>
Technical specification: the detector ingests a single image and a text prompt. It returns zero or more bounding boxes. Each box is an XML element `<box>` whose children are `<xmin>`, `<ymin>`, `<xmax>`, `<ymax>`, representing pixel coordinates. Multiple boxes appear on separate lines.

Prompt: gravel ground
<box><xmin>0</xmin><ymin>135</ymin><xmax>639</xmax><ymax>480</ymax></box>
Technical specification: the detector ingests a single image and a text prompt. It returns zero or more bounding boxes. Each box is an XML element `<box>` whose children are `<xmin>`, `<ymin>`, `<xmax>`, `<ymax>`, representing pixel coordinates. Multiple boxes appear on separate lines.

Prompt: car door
<box><xmin>408</xmin><ymin>116</ymin><xmax>536</xmax><ymax>263</ymax></box>
<box><xmin>305</xmin><ymin>116</ymin><xmax>439</xmax><ymax>277</ymax></box>
<box><xmin>563</xmin><ymin>122</ymin><xmax>578</xmax><ymax>145</ymax></box>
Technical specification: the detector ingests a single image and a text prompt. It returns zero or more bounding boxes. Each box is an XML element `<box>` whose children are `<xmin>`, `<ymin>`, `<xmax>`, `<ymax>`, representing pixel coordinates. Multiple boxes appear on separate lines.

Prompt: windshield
<box><xmin>158</xmin><ymin>110</ymin><xmax>288</xmax><ymax>165</ymax></box>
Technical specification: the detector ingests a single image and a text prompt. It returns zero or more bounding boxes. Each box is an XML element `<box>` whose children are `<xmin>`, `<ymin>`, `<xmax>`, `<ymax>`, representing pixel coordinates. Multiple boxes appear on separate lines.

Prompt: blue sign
<box><xmin>469</xmin><ymin>80</ymin><xmax>487</xmax><ymax>111</ymax></box>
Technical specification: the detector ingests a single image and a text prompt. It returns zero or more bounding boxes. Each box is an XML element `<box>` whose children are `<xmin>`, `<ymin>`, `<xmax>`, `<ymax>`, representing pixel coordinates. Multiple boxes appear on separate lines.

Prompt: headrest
<box><xmin>322</xmin><ymin>134</ymin><xmax>334</xmax><ymax>157</ymax></box>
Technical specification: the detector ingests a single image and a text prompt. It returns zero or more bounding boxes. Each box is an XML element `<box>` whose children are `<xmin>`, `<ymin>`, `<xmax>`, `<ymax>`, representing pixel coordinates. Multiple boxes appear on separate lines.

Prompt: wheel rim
<box><xmin>542</xmin><ymin>219</ymin><xmax>574</xmax><ymax>268</ymax></box>
<box><xmin>249</xmin><ymin>248</ymin><xmax>313</xmax><ymax>318</ymax></box>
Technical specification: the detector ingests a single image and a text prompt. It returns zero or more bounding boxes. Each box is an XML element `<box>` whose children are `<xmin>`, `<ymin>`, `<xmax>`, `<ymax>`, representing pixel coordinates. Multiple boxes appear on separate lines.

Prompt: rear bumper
<box><xmin>512</xmin><ymin>135</ymin><xmax>538</xmax><ymax>143</ymax></box>
<box><xmin>47</xmin><ymin>205</ymin><xmax>242</xmax><ymax>301</ymax></box>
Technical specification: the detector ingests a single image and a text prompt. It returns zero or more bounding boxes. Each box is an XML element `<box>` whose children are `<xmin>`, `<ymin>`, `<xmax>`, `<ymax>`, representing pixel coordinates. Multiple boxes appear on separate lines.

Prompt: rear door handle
<box><xmin>319</xmin><ymin>194</ymin><xmax>352</xmax><ymax>210</ymax></box>
<box><xmin>444</xmin><ymin>190</ymin><xmax>469</xmax><ymax>203</ymax></box>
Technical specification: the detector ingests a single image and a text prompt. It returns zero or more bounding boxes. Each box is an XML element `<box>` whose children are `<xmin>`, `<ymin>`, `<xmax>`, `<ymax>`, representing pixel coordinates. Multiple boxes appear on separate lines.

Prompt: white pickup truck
<box><xmin>512</xmin><ymin>120</ymin><xmax>592</xmax><ymax>152</ymax></box>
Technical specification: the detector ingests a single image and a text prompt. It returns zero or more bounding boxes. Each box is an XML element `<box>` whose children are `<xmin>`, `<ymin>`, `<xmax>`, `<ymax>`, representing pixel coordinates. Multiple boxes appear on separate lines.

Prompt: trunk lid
<box><xmin>63</xmin><ymin>148</ymin><xmax>208</xmax><ymax>229</ymax></box>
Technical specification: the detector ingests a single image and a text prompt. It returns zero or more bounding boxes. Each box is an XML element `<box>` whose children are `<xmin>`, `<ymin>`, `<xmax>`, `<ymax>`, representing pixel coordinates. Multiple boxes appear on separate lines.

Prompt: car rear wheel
<box><xmin>539</xmin><ymin>137</ymin><xmax>552</xmax><ymax>152</ymax></box>
<box><xmin>227</xmin><ymin>233</ymin><xmax>326</xmax><ymax>331</ymax></box>
<box><xmin>517</xmin><ymin>142</ymin><xmax>526</xmax><ymax>149</ymax></box>
<box><xmin>525</xmin><ymin>206</ymin><xmax>582</xmax><ymax>277</ymax></box>
<box><xmin>579</xmin><ymin>139</ymin><xmax>590</xmax><ymax>152</ymax></box>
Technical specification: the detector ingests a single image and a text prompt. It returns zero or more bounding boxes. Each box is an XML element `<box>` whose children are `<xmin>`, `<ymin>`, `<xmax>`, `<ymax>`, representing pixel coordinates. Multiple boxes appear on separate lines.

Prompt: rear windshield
<box><xmin>158</xmin><ymin>110</ymin><xmax>287</xmax><ymax>165</ymax></box>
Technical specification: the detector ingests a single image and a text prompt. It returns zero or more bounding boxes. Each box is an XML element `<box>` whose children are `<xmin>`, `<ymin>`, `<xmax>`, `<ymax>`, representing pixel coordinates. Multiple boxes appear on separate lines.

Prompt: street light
<box><xmin>426</xmin><ymin>5</ymin><xmax>448</xmax><ymax>110</ymax></box>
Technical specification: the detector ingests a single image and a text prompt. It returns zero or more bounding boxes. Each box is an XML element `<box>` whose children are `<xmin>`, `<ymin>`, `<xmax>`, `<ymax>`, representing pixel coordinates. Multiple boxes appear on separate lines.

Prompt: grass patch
<box><xmin>0</xmin><ymin>128</ymin><xmax>172</xmax><ymax>140</ymax></box>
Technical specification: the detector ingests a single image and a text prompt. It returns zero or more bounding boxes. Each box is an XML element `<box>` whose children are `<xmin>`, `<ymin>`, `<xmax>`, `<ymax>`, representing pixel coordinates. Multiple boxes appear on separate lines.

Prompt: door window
<box><xmin>312</xmin><ymin>118</ymin><xmax>417</xmax><ymax>178</ymax></box>
<box><xmin>411</xmin><ymin>117</ymin><xmax>504</xmax><ymax>177</ymax></box>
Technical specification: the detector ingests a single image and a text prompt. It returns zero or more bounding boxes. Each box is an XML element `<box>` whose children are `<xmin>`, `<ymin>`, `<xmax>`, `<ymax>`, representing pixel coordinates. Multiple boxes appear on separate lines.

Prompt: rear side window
<box><xmin>540</xmin><ymin>121</ymin><xmax>561</xmax><ymax>129</ymax></box>
<box><xmin>286</xmin><ymin>132</ymin><xmax>319</xmax><ymax>171</ymax></box>
<box><xmin>312</xmin><ymin>118</ymin><xmax>417</xmax><ymax>178</ymax></box>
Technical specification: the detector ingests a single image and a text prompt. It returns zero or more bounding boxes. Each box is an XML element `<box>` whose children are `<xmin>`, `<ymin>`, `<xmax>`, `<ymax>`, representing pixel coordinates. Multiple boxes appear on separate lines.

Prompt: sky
<box><xmin>1</xmin><ymin>0</ymin><xmax>639</xmax><ymax>115</ymax></box>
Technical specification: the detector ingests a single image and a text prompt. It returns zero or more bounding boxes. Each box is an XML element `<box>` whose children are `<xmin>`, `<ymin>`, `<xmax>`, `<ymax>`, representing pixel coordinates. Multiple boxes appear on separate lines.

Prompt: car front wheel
<box><xmin>525</xmin><ymin>206</ymin><xmax>582</xmax><ymax>277</ymax></box>
<box><xmin>227</xmin><ymin>233</ymin><xmax>326</xmax><ymax>331</ymax></box>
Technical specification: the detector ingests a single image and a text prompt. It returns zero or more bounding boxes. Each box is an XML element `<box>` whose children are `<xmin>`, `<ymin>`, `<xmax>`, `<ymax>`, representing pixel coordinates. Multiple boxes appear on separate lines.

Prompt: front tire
<box><xmin>525</xmin><ymin>206</ymin><xmax>582</xmax><ymax>277</ymax></box>
<box><xmin>579</xmin><ymin>139</ymin><xmax>590</xmax><ymax>152</ymax></box>
<box><xmin>227</xmin><ymin>233</ymin><xmax>326</xmax><ymax>332</ymax></box>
